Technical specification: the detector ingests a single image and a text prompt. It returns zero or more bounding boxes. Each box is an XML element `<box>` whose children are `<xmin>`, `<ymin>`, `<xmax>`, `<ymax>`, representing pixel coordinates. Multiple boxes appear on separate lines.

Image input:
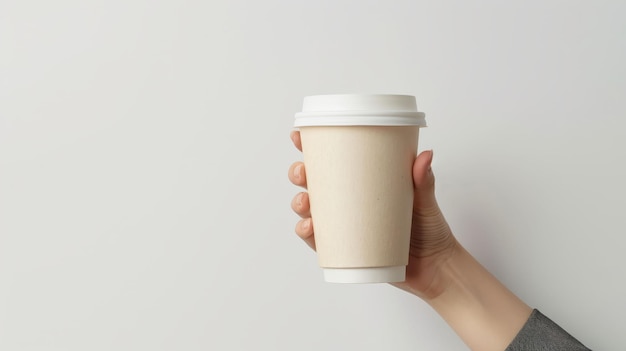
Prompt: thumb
<box><xmin>412</xmin><ymin>150</ymin><xmax>437</xmax><ymax>209</ymax></box>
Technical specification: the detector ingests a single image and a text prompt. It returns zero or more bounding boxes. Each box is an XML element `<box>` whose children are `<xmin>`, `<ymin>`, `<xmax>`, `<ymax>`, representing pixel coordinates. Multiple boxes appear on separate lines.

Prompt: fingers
<box><xmin>295</xmin><ymin>218</ymin><xmax>316</xmax><ymax>250</ymax></box>
<box><xmin>290</xmin><ymin>131</ymin><xmax>314</xmax><ymax>249</ymax></box>
<box><xmin>290</xmin><ymin>130</ymin><xmax>302</xmax><ymax>152</ymax></box>
<box><xmin>291</xmin><ymin>192</ymin><xmax>311</xmax><ymax>218</ymax></box>
<box><xmin>290</xmin><ymin>131</ymin><xmax>313</xmax><ymax>249</ymax></box>
<box><xmin>288</xmin><ymin>162</ymin><xmax>307</xmax><ymax>188</ymax></box>
<box><xmin>292</xmin><ymin>192</ymin><xmax>314</xmax><ymax>249</ymax></box>
<box><xmin>412</xmin><ymin>150</ymin><xmax>437</xmax><ymax>209</ymax></box>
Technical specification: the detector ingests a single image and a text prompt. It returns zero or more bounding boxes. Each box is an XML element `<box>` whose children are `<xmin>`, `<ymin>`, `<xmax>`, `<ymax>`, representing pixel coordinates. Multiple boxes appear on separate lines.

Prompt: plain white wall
<box><xmin>1</xmin><ymin>0</ymin><xmax>625</xmax><ymax>349</ymax></box>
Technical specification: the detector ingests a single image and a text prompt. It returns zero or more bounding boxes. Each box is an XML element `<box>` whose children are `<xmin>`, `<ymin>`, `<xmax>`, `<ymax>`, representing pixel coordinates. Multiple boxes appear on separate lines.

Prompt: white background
<box><xmin>1</xmin><ymin>1</ymin><xmax>625</xmax><ymax>350</ymax></box>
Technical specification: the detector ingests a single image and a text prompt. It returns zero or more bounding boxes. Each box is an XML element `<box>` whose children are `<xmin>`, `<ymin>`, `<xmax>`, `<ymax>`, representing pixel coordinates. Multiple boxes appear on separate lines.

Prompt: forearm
<box><xmin>425</xmin><ymin>244</ymin><xmax>532</xmax><ymax>351</ymax></box>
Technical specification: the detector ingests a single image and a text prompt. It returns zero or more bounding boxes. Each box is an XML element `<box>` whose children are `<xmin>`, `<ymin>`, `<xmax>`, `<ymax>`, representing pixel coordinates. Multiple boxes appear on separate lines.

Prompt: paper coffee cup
<box><xmin>294</xmin><ymin>94</ymin><xmax>427</xmax><ymax>283</ymax></box>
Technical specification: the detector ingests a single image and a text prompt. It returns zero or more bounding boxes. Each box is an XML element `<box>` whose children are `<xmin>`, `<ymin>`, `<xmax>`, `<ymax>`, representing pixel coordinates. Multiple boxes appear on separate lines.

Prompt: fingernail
<box><xmin>297</xmin><ymin>193</ymin><xmax>303</xmax><ymax>207</ymax></box>
<box><xmin>294</xmin><ymin>164</ymin><xmax>302</xmax><ymax>179</ymax></box>
<box><xmin>426</xmin><ymin>150</ymin><xmax>434</xmax><ymax>173</ymax></box>
<box><xmin>302</xmin><ymin>218</ymin><xmax>310</xmax><ymax>230</ymax></box>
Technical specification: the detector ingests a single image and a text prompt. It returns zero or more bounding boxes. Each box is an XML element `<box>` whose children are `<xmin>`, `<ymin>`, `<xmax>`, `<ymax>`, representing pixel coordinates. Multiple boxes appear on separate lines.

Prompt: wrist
<box><xmin>425</xmin><ymin>244</ymin><xmax>532</xmax><ymax>351</ymax></box>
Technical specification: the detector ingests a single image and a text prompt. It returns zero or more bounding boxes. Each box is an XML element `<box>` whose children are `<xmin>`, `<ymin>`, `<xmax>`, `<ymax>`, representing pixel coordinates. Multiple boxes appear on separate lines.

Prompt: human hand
<box><xmin>288</xmin><ymin>130</ymin><xmax>458</xmax><ymax>299</ymax></box>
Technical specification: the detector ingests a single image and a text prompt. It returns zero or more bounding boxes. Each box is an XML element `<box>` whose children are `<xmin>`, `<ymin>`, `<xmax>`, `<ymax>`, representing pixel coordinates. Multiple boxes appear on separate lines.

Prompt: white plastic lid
<box><xmin>295</xmin><ymin>94</ymin><xmax>427</xmax><ymax>127</ymax></box>
<box><xmin>323</xmin><ymin>266</ymin><xmax>406</xmax><ymax>284</ymax></box>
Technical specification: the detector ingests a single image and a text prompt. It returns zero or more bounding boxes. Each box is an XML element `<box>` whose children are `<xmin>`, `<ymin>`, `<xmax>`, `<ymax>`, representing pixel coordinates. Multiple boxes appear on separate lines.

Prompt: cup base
<box><xmin>323</xmin><ymin>266</ymin><xmax>406</xmax><ymax>284</ymax></box>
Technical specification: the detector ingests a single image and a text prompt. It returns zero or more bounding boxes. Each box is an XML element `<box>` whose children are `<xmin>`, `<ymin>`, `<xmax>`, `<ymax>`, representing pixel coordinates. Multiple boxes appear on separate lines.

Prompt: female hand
<box><xmin>288</xmin><ymin>130</ymin><xmax>458</xmax><ymax>299</ymax></box>
<box><xmin>289</xmin><ymin>130</ymin><xmax>536</xmax><ymax>350</ymax></box>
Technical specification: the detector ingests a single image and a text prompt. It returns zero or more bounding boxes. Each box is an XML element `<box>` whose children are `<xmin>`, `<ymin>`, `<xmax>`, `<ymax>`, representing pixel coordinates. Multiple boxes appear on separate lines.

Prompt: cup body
<box><xmin>294</xmin><ymin>94</ymin><xmax>426</xmax><ymax>283</ymax></box>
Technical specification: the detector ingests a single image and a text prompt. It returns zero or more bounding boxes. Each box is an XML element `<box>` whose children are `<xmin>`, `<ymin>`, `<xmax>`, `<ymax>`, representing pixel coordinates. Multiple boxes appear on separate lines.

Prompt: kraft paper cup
<box><xmin>294</xmin><ymin>94</ymin><xmax>427</xmax><ymax>283</ymax></box>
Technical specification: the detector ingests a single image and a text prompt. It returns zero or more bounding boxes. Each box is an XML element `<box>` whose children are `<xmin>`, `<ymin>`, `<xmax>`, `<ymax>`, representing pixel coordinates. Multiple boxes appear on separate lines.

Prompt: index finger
<box><xmin>290</xmin><ymin>130</ymin><xmax>302</xmax><ymax>152</ymax></box>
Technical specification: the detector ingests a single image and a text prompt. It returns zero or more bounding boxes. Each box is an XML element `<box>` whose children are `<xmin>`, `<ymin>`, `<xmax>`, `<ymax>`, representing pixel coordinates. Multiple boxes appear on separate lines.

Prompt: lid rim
<box><xmin>295</xmin><ymin>110</ymin><xmax>425</xmax><ymax>117</ymax></box>
<box><xmin>294</xmin><ymin>116</ymin><xmax>427</xmax><ymax>127</ymax></box>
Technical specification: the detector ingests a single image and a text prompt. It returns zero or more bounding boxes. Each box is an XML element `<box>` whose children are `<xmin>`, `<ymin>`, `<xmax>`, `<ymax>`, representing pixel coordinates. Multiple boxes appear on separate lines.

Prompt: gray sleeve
<box><xmin>505</xmin><ymin>309</ymin><xmax>590</xmax><ymax>351</ymax></box>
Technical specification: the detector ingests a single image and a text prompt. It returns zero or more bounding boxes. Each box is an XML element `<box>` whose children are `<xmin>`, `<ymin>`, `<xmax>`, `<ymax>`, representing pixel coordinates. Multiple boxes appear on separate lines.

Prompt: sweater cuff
<box><xmin>505</xmin><ymin>309</ymin><xmax>590</xmax><ymax>351</ymax></box>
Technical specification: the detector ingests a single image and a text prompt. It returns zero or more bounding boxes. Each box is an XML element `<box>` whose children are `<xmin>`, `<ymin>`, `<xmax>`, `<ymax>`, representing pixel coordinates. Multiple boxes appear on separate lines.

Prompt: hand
<box><xmin>289</xmin><ymin>130</ymin><xmax>533</xmax><ymax>350</ymax></box>
<box><xmin>288</xmin><ymin>130</ymin><xmax>458</xmax><ymax>299</ymax></box>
